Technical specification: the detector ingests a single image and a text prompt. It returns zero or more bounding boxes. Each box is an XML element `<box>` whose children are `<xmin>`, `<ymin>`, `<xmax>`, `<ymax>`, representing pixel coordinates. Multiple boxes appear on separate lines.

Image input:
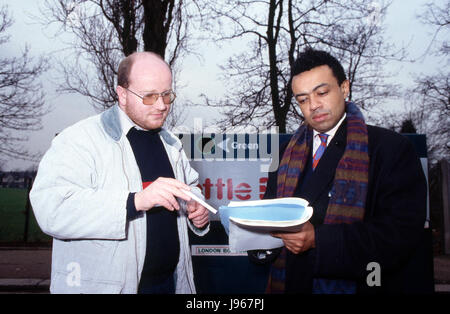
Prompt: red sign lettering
<box><xmin>196</xmin><ymin>177</ymin><xmax>268</xmax><ymax>202</ymax></box>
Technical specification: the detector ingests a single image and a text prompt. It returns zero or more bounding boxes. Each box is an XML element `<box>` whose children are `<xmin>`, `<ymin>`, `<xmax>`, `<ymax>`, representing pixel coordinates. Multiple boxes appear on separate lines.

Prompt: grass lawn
<box><xmin>0</xmin><ymin>188</ymin><xmax>51</xmax><ymax>244</ymax></box>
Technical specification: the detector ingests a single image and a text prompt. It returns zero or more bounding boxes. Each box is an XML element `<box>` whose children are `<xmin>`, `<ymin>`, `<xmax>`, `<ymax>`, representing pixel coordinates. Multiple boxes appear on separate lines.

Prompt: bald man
<box><xmin>31</xmin><ymin>52</ymin><xmax>209</xmax><ymax>294</ymax></box>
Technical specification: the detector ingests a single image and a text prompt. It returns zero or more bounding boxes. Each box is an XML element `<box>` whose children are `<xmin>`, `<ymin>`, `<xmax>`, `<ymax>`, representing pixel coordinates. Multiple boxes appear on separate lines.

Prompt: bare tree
<box><xmin>382</xmin><ymin>72</ymin><xmax>449</xmax><ymax>166</ymax></box>
<box><xmin>0</xmin><ymin>5</ymin><xmax>49</xmax><ymax>163</ymax></box>
<box><xmin>39</xmin><ymin>0</ymin><xmax>200</xmax><ymax>127</ymax></box>
<box><xmin>419</xmin><ymin>0</ymin><xmax>449</xmax><ymax>57</ymax></box>
<box><xmin>320</xmin><ymin>1</ymin><xmax>406</xmax><ymax>112</ymax></box>
<box><xmin>400</xmin><ymin>1</ymin><xmax>450</xmax><ymax>165</ymax></box>
<box><xmin>410</xmin><ymin>72</ymin><xmax>449</xmax><ymax>163</ymax></box>
<box><xmin>200</xmin><ymin>0</ymin><xmax>404</xmax><ymax>133</ymax></box>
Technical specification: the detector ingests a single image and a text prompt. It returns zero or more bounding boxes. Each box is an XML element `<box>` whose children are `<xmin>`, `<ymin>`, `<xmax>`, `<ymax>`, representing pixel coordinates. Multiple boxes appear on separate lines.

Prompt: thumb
<box><xmin>271</xmin><ymin>232</ymin><xmax>281</xmax><ymax>238</ymax></box>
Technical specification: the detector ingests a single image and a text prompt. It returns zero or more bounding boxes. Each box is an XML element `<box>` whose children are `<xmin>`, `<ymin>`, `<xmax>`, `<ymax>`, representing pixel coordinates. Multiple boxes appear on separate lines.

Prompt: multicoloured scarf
<box><xmin>269</xmin><ymin>102</ymin><xmax>370</xmax><ymax>293</ymax></box>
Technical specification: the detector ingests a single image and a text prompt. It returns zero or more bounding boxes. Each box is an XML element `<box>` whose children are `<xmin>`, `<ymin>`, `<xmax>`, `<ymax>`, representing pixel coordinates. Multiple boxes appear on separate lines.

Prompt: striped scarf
<box><xmin>269</xmin><ymin>102</ymin><xmax>369</xmax><ymax>293</ymax></box>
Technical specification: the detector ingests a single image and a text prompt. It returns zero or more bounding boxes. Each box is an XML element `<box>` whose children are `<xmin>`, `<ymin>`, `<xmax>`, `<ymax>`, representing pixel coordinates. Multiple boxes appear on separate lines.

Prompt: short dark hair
<box><xmin>291</xmin><ymin>48</ymin><xmax>347</xmax><ymax>84</ymax></box>
<box><xmin>117</xmin><ymin>54</ymin><xmax>136</xmax><ymax>88</ymax></box>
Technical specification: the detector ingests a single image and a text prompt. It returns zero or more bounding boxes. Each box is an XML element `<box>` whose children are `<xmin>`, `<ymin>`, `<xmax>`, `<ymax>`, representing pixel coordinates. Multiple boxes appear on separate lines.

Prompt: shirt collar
<box><xmin>313</xmin><ymin>113</ymin><xmax>346</xmax><ymax>141</ymax></box>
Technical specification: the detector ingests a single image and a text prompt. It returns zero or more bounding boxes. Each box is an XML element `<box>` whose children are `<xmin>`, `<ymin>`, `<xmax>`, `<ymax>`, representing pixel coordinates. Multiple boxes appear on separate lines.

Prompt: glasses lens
<box><xmin>141</xmin><ymin>91</ymin><xmax>175</xmax><ymax>105</ymax></box>
<box><xmin>142</xmin><ymin>94</ymin><xmax>157</xmax><ymax>105</ymax></box>
<box><xmin>162</xmin><ymin>91</ymin><xmax>176</xmax><ymax>104</ymax></box>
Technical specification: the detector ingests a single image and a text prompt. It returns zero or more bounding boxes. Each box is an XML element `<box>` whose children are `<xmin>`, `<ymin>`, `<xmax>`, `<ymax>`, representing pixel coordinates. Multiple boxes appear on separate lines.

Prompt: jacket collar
<box><xmin>100</xmin><ymin>105</ymin><xmax>182</xmax><ymax>150</ymax></box>
<box><xmin>100</xmin><ymin>105</ymin><xmax>122</xmax><ymax>141</ymax></box>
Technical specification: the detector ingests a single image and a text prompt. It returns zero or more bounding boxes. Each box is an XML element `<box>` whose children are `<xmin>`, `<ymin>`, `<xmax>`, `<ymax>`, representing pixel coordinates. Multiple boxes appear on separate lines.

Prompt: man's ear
<box><xmin>116</xmin><ymin>85</ymin><xmax>127</xmax><ymax>107</ymax></box>
<box><xmin>340</xmin><ymin>80</ymin><xmax>350</xmax><ymax>100</ymax></box>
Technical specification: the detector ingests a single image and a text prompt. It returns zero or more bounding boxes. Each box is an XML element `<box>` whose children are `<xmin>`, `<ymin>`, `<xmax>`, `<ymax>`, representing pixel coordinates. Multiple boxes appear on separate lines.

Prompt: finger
<box><xmin>193</xmin><ymin>216</ymin><xmax>209</xmax><ymax>228</ymax></box>
<box><xmin>192</xmin><ymin>215</ymin><xmax>208</xmax><ymax>225</ymax></box>
<box><xmin>158</xmin><ymin>177</ymin><xmax>191</xmax><ymax>191</ymax></box>
<box><xmin>188</xmin><ymin>207</ymin><xmax>206</xmax><ymax>220</ymax></box>
<box><xmin>192</xmin><ymin>212</ymin><xmax>209</xmax><ymax>224</ymax></box>
<box><xmin>157</xmin><ymin>182</ymin><xmax>192</xmax><ymax>203</ymax></box>
<box><xmin>199</xmin><ymin>216</ymin><xmax>210</xmax><ymax>226</ymax></box>
<box><xmin>271</xmin><ymin>232</ymin><xmax>281</xmax><ymax>238</ymax></box>
<box><xmin>157</xmin><ymin>189</ymin><xmax>181</xmax><ymax>211</ymax></box>
<box><xmin>189</xmin><ymin>207</ymin><xmax>208</xmax><ymax>221</ymax></box>
<box><xmin>287</xmin><ymin>246</ymin><xmax>300</xmax><ymax>255</ymax></box>
<box><xmin>156</xmin><ymin>198</ymin><xmax>175</xmax><ymax>211</ymax></box>
<box><xmin>167</xmin><ymin>185</ymin><xmax>192</xmax><ymax>202</ymax></box>
<box><xmin>288</xmin><ymin>240</ymin><xmax>304</xmax><ymax>254</ymax></box>
<box><xmin>282</xmin><ymin>234</ymin><xmax>300</xmax><ymax>240</ymax></box>
<box><xmin>275</xmin><ymin>231</ymin><xmax>302</xmax><ymax>240</ymax></box>
<box><xmin>194</xmin><ymin>220</ymin><xmax>208</xmax><ymax>229</ymax></box>
<box><xmin>271</xmin><ymin>232</ymin><xmax>289</xmax><ymax>239</ymax></box>
<box><xmin>186</xmin><ymin>201</ymin><xmax>198</xmax><ymax>213</ymax></box>
<box><xmin>284</xmin><ymin>240</ymin><xmax>298</xmax><ymax>252</ymax></box>
<box><xmin>150</xmin><ymin>178</ymin><xmax>192</xmax><ymax>202</ymax></box>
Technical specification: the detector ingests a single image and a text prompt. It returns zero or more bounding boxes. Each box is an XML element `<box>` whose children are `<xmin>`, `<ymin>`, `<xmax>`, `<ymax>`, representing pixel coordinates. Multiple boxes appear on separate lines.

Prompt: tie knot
<box><xmin>318</xmin><ymin>133</ymin><xmax>328</xmax><ymax>143</ymax></box>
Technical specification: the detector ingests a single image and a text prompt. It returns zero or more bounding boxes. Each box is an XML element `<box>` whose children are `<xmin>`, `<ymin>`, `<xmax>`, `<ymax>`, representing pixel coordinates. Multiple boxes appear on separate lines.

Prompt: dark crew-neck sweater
<box><xmin>125</xmin><ymin>127</ymin><xmax>180</xmax><ymax>289</ymax></box>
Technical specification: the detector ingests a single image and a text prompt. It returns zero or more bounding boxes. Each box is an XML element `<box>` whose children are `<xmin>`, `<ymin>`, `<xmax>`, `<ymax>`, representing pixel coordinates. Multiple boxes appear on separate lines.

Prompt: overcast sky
<box><xmin>0</xmin><ymin>0</ymin><xmax>445</xmax><ymax>171</ymax></box>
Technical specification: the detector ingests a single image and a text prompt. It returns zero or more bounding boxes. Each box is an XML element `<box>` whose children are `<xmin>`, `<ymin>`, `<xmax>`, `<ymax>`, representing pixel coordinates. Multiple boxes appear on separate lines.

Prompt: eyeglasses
<box><xmin>123</xmin><ymin>86</ymin><xmax>176</xmax><ymax>105</ymax></box>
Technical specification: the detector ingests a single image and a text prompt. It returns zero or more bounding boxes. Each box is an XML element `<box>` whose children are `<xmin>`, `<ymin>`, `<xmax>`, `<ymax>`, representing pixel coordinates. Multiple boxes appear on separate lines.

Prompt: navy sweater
<box><xmin>126</xmin><ymin>127</ymin><xmax>180</xmax><ymax>289</ymax></box>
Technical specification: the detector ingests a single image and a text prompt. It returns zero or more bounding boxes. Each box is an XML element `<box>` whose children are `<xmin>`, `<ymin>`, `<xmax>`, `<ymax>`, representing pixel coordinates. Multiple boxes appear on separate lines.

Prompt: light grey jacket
<box><xmin>30</xmin><ymin>105</ymin><xmax>209</xmax><ymax>294</ymax></box>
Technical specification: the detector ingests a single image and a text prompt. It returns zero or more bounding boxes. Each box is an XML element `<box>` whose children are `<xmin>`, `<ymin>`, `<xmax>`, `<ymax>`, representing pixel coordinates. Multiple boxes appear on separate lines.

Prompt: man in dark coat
<box><xmin>251</xmin><ymin>48</ymin><xmax>434</xmax><ymax>294</ymax></box>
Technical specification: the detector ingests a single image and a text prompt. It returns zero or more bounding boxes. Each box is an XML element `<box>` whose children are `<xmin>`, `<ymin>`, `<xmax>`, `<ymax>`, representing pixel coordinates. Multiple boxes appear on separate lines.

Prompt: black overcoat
<box><xmin>262</xmin><ymin>120</ymin><xmax>434</xmax><ymax>294</ymax></box>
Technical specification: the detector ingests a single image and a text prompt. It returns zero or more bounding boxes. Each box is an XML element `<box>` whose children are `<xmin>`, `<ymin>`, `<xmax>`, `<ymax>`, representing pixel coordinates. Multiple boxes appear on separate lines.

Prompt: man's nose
<box><xmin>309</xmin><ymin>94</ymin><xmax>321</xmax><ymax>111</ymax></box>
<box><xmin>154</xmin><ymin>96</ymin><xmax>167</xmax><ymax>110</ymax></box>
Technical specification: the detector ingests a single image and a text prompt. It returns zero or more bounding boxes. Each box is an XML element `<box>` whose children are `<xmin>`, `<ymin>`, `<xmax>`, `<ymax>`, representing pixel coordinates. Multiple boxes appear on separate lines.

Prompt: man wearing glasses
<box><xmin>30</xmin><ymin>52</ymin><xmax>210</xmax><ymax>294</ymax></box>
